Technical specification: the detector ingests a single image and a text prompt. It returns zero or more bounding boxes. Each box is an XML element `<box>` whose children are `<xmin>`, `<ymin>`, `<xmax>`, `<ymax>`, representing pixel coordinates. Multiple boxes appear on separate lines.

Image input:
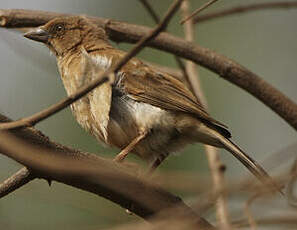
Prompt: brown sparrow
<box><xmin>24</xmin><ymin>16</ymin><xmax>274</xmax><ymax>186</ymax></box>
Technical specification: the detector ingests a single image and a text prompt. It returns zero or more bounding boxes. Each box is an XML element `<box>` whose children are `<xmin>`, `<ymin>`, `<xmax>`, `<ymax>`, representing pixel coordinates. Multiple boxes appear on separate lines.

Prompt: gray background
<box><xmin>0</xmin><ymin>0</ymin><xmax>296</xmax><ymax>229</ymax></box>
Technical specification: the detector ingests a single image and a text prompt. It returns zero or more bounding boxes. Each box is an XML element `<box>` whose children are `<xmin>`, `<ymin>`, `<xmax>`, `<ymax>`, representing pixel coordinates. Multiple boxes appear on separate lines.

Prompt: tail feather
<box><xmin>219</xmin><ymin>137</ymin><xmax>283</xmax><ymax>194</ymax></box>
<box><xmin>205</xmin><ymin>127</ymin><xmax>282</xmax><ymax>194</ymax></box>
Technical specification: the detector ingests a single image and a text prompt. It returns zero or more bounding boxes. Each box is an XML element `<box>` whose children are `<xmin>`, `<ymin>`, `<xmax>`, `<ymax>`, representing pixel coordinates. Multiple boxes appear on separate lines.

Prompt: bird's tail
<box><xmin>217</xmin><ymin>134</ymin><xmax>282</xmax><ymax>194</ymax></box>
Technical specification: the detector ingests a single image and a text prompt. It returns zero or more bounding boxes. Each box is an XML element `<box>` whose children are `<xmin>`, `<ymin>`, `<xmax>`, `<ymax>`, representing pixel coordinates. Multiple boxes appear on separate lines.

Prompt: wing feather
<box><xmin>120</xmin><ymin>64</ymin><xmax>228</xmax><ymax>130</ymax></box>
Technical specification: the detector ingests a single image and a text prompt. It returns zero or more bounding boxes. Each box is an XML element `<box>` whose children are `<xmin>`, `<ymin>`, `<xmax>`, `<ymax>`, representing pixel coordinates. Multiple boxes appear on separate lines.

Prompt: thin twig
<box><xmin>244</xmin><ymin>184</ymin><xmax>279</xmax><ymax>230</ymax></box>
<box><xmin>0</xmin><ymin>0</ymin><xmax>183</xmax><ymax>130</ymax></box>
<box><xmin>205</xmin><ymin>147</ymin><xmax>231</xmax><ymax>229</ymax></box>
<box><xmin>0</xmin><ymin>10</ymin><xmax>296</xmax><ymax>130</ymax></box>
<box><xmin>180</xmin><ymin>0</ymin><xmax>219</xmax><ymax>24</ymax></box>
<box><xmin>287</xmin><ymin>158</ymin><xmax>297</xmax><ymax>208</ymax></box>
<box><xmin>180</xmin><ymin>0</ymin><xmax>207</xmax><ymax>105</ymax></box>
<box><xmin>233</xmin><ymin>215</ymin><xmax>297</xmax><ymax>228</ymax></box>
<box><xmin>0</xmin><ymin>167</ymin><xmax>34</xmax><ymax>198</ymax></box>
<box><xmin>194</xmin><ymin>1</ymin><xmax>297</xmax><ymax>23</ymax></box>
<box><xmin>181</xmin><ymin>2</ymin><xmax>231</xmax><ymax>229</ymax></box>
<box><xmin>139</xmin><ymin>0</ymin><xmax>160</xmax><ymax>23</ymax></box>
<box><xmin>139</xmin><ymin>0</ymin><xmax>195</xmax><ymax>94</ymax></box>
<box><xmin>244</xmin><ymin>193</ymin><xmax>260</xmax><ymax>230</ymax></box>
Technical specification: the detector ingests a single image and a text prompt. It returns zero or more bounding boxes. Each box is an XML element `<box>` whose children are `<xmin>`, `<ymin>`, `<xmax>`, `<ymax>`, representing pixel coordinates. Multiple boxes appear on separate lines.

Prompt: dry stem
<box><xmin>139</xmin><ymin>0</ymin><xmax>194</xmax><ymax>94</ymax></box>
<box><xmin>194</xmin><ymin>1</ymin><xmax>297</xmax><ymax>23</ymax></box>
<box><xmin>180</xmin><ymin>0</ymin><xmax>219</xmax><ymax>24</ymax></box>
<box><xmin>181</xmin><ymin>1</ymin><xmax>231</xmax><ymax>229</ymax></box>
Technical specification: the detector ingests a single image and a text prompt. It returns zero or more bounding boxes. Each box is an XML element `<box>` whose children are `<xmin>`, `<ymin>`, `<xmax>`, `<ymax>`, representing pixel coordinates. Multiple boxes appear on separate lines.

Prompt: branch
<box><xmin>233</xmin><ymin>215</ymin><xmax>297</xmax><ymax>228</ymax></box>
<box><xmin>0</xmin><ymin>113</ymin><xmax>105</xmax><ymax>198</ymax></box>
<box><xmin>0</xmin><ymin>114</ymin><xmax>213</xmax><ymax>229</ymax></box>
<box><xmin>0</xmin><ymin>167</ymin><xmax>34</xmax><ymax>198</ymax></box>
<box><xmin>181</xmin><ymin>1</ymin><xmax>231</xmax><ymax>229</ymax></box>
<box><xmin>180</xmin><ymin>1</ymin><xmax>207</xmax><ymax>106</ymax></box>
<box><xmin>287</xmin><ymin>158</ymin><xmax>297</xmax><ymax>208</ymax></box>
<box><xmin>139</xmin><ymin>0</ymin><xmax>194</xmax><ymax>94</ymax></box>
<box><xmin>194</xmin><ymin>1</ymin><xmax>297</xmax><ymax>23</ymax></box>
<box><xmin>139</xmin><ymin>0</ymin><xmax>161</xmax><ymax>23</ymax></box>
<box><xmin>180</xmin><ymin>0</ymin><xmax>219</xmax><ymax>24</ymax></box>
<box><xmin>0</xmin><ymin>9</ymin><xmax>296</xmax><ymax>130</ymax></box>
<box><xmin>0</xmin><ymin>0</ymin><xmax>183</xmax><ymax>130</ymax></box>
<box><xmin>0</xmin><ymin>116</ymin><xmax>34</xmax><ymax>198</ymax></box>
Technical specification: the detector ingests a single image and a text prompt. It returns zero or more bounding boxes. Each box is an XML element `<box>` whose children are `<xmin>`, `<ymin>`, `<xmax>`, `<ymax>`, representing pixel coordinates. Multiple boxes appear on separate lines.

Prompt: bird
<box><xmin>24</xmin><ymin>16</ymin><xmax>277</xmax><ymax>188</ymax></box>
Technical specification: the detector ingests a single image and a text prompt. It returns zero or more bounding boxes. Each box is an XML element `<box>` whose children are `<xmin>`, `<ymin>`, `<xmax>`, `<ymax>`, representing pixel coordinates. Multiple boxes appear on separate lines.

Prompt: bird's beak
<box><xmin>24</xmin><ymin>27</ymin><xmax>50</xmax><ymax>43</ymax></box>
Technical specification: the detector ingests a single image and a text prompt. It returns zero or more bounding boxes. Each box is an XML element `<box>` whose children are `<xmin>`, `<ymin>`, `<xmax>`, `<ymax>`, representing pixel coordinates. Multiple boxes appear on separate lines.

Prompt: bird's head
<box><xmin>24</xmin><ymin>16</ymin><xmax>109</xmax><ymax>56</ymax></box>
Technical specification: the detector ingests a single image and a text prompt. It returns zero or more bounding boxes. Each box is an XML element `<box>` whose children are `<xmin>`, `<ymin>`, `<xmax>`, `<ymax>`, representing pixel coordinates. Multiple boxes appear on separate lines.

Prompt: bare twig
<box><xmin>287</xmin><ymin>158</ymin><xmax>297</xmax><ymax>208</ymax></box>
<box><xmin>194</xmin><ymin>1</ymin><xmax>297</xmax><ymax>23</ymax></box>
<box><xmin>261</xmin><ymin>141</ymin><xmax>297</xmax><ymax>172</ymax></box>
<box><xmin>180</xmin><ymin>0</ymin><xmax>207</xmax><ymax>105</ymax></box>
<box><xmin>243</xmin><ymin>185</ymin><xmax>279</xmax><ymax>230</ymax></box>
<box><xmin>0</xmin><ymin>0</ymin><xmax>183</xmax><ymax>130</ymax></box>
<box><xmin>180</xmin><ymin>0</ymin><xmax>219</xmax><ymax>24</ymax></box>
<box><xmin>104</xmin><ymin>213</ymin><xmax>213</xmax><ymax>230</ymax></box>
<box><xmin>139</xmin><ymin>0</ymin><xmax>161</xmax><ymax>23</ymax></box>
<box><xmin>181</xmin><ymin>2</ymin><xmax>231</xmax><ymax>229</ymax></box>
<box><xmin>205</xmin><ymin>147</ymin><xmax>231</xmax><ymax>229</ymax></box>
<box><xmin>1</xmin><ymin>10</ymin><xmax>296</xmax><ymax>130</ymax></box>
<box><xmin>0</xmin><ymin>167</ymin><xmax>34</xmax><ymax>198</ymax></box>
<box><xmin>139</xmin><ymin>0</ymin><xmax>195</xmax><ymax>94</ymax></box>
<box><xmin>233</xmin><ymin>215</ymin><xmax>297</xmax><ymax>228</ymax></box>
<box><xmin>0</xmin><ymin>75</ymin><xmax>108</xmax><ymax>129</ymax></box>
<box><xmin>244</xmin><ymin>193</ymin><xmax>259</xmax><ymax>230</ymax></box>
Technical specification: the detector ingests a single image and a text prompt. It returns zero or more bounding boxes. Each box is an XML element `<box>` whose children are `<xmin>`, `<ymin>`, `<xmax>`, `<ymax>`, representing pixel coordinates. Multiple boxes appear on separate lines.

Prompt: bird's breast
<box><xmin>57</xmin><ymin>52</ymin><xmax>113</xmax><ymax>144</ymax></box>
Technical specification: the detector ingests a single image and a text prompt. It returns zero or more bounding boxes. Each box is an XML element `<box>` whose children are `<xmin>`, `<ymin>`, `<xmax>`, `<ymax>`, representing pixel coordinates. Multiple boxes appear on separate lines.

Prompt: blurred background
<box><xmin>0</xmin><ymin>0</ymin><xmax>296</xmax><ymax>229</ymax></box>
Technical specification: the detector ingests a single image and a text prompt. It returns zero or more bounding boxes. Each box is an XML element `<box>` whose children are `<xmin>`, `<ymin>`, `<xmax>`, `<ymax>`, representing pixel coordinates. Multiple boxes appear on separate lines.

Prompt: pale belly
<box><xmin>106</xmin><ymin>91</ymin><xmax>191</xmax><ymax>162</ymax></box>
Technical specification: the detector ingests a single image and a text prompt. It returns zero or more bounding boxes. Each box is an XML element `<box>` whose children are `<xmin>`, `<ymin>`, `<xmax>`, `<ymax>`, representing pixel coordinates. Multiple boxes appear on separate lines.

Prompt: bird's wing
<box><xmin>119</xmin><ymin>62</ymin><xmax>230</xmax><ymax>136</ymax></box>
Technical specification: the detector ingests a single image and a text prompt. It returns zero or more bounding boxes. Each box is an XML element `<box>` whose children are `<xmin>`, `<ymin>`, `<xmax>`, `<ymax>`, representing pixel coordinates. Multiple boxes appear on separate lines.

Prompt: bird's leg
<box><xmin>113</xmin><ymin>130</ymin><xmax>148</xmax><ymax>163</ymax></box>
<box><xmin>147</xmin><ymin>153</ymin><xmax>169</xmax><ymax>175</ymax></box>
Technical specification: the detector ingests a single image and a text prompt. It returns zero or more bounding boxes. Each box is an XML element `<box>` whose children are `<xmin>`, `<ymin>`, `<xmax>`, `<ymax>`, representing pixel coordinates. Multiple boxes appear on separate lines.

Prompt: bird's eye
<box><xmin>54</xmin><ymin>24</ymin><xmax>64</xmax><ymax>32</ymax></box>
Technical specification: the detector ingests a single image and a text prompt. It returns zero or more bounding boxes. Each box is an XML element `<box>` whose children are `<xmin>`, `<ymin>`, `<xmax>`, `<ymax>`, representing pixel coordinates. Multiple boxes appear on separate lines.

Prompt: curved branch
<box><xmin>0</xmin><ymin>113</ymin><xmax>213</xmax><ymax>229</ymax></box>
<box><xmin>0</xmin><ymin>9</ymin><xmax>296</xmax><ymax>130</ymax></box>
<box><xmin>193</xmin><ymin>1</ymin><xmax>297</xmax><ymax>24</ymax></box>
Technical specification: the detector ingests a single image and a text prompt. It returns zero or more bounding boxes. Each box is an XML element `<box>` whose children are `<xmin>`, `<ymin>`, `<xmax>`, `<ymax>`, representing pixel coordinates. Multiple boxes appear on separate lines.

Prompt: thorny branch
<box><xmin>0</xmin><ymin>0</ymin><xmax>183</xmax><ymax>130</ymax></box>
<box><xmin>0</xmin><ymin>9</ymin><xmax>296</xmax><ymax>130</ymax></box>
<box><xmin>193</xmin><ymin>1</ymin><xmax>297</xmax><ymax>24</ymax></box>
